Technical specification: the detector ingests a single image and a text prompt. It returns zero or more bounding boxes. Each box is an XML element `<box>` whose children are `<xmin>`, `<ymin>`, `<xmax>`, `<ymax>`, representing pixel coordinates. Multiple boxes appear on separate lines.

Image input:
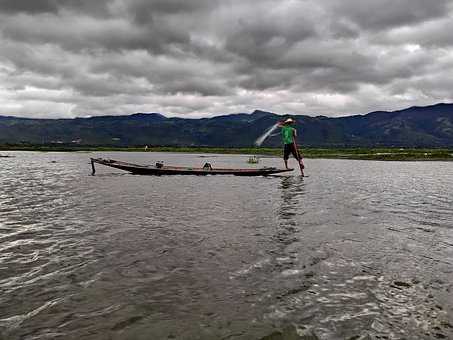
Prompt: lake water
<box><xmin>1</xmin><ymin>152</ymin><xmax>452</xmax><ymax>340</ymax></box>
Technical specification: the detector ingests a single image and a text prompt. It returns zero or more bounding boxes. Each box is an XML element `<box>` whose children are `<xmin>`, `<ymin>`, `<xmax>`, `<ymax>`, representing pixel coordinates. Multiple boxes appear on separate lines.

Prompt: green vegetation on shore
<box><xmin>1</xmin><ymin>144</ymin><xmax>452</xmax><ymax>161</ymax></box>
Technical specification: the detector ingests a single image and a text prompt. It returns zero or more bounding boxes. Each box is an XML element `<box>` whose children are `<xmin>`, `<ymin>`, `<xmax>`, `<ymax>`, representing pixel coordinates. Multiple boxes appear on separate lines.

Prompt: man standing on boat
<box><xmin>278</xmin><ymin>118</ymin><xmax>305</xmax><ymax>176</ymax></box>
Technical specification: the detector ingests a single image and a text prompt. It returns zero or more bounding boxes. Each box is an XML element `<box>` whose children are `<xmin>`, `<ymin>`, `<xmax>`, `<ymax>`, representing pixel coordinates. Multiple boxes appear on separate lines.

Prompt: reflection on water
<box><xmin>0</xmin><ymin>152</ymin><xmax>452</xmax><ymax>340</ymax></box>
<box><xmin>279</xmin><ymin>176</ymin><xmax>306</xmax><ymax>221</ymax></box>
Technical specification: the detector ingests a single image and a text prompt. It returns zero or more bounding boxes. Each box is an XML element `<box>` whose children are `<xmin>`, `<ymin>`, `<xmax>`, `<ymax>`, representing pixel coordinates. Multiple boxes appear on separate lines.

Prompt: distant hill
<box><xmin>1</xmin><ymin>103</ymin><xmax>452</xmax><ymax>147</ymax></box>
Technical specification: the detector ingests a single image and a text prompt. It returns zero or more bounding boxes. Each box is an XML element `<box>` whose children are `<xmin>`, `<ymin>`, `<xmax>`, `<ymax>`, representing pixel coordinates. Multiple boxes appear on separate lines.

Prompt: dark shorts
<box><xmin>283</xmin><ymin>143</ymin><xmax>300</xmax><ymax>160</ymax></box>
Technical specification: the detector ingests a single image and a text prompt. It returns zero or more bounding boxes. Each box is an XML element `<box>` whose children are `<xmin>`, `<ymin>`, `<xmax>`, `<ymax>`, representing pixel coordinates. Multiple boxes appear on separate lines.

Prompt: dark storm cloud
<box><xmin>125</xmin><ymin>0</ymin><xmax>219</xmax><ymax>24</ymax></box>
<box><xmin>0</xmin><ymin>0</ymin><xmax>59</xmax><ymax>14</ymax></box>
<box><xmin>1</xmin><ymin>40</ymin><xmax>76</xmax><ymax>78</ymax></box>
<box><xmin>0</xmin><ymin>0</ymin><xmax>452</xmax><ymax>118</ymax></box>
<box><xmin>0</xmin><ymin>0</ymin><xmax>112</xmax><ymax>16</ymax></box>
<box><xmin>0</xmin><ymin>12</ymin><xmax>190</xmax><ymax>53</ymax></box>
<box><xmin>378</xmin><ymin>18</ymin><xmax>453</xmax><ymax>48</ymax></box>
<box><xmin>325</xmin><ymin>0</ymin><xmax>451</xmax><ymax>30</ymax></box>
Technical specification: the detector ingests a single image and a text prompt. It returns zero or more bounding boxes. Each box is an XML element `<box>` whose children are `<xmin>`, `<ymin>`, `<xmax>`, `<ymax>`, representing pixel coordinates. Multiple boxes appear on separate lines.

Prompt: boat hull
<box><xmin>91</xmin><ymin>158</ymin><xmax>293</xmax><ymax>176</ymax></box>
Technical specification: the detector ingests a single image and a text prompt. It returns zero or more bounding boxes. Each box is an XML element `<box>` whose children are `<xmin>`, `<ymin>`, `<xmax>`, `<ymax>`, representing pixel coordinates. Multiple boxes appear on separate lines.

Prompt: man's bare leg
<box><xmin>299</xmin><ymin>157</ymin><xmax>305</xmax><ymax>169</ymax></box>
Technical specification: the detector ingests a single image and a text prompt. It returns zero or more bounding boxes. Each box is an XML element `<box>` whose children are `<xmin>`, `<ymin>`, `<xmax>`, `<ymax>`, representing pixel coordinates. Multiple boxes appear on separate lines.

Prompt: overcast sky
<box><xmin>1</xmin><ymin>0</ymin><xmax>452</xmax><ymax>118</ymax></box>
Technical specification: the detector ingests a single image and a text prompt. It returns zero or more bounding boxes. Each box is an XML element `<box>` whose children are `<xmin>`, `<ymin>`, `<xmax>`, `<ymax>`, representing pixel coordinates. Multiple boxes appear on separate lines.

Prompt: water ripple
<box><xmin>1</xmin><ymin>153</ymin><xmax>452</xmax><ymax>339</ymax></box>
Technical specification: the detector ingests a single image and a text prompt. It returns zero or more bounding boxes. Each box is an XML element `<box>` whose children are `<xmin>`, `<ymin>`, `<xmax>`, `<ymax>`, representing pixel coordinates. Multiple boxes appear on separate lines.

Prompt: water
<box><xmin>1</xmin><ymin>151</ymin><xmax>452</xmax><ymax>340</ymax></box>
<box><xmin>255</xmin><ymin>123</ymin><xmax>279</xmax><ymax>146</ymax></box>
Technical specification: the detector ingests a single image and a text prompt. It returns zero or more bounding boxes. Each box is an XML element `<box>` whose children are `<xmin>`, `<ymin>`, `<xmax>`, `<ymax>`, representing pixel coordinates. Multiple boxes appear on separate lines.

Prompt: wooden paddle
<box><xmin>292</xmin><ymin>135</ymin><xmax>305</xmax><ymax>176</ymax></box>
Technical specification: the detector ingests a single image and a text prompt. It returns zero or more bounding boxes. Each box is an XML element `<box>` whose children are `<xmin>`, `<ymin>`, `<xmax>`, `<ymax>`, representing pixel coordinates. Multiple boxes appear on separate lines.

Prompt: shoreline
<box><xmin>1</xmin><ymin>146</ymin><xmax>452</xmax><ymax>161</ymax></box>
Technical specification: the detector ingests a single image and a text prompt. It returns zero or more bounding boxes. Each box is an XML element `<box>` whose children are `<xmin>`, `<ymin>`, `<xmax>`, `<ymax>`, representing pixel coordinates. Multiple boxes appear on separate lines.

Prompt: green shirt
<box><xmin>281</xmin><ymin>125</ymin><xmax>295</xmax><ymax>144</ymax></box>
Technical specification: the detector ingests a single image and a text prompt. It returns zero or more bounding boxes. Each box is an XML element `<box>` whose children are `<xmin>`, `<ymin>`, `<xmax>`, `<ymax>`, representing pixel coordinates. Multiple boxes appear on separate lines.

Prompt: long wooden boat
<box><xmin>90</xmin><ymin>158</ymin><xmax>293</xmax><ymax>176</ymax></box>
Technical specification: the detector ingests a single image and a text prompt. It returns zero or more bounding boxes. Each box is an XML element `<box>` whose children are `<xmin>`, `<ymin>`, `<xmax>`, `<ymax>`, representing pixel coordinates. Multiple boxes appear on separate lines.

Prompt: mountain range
<box><xmin>1</xmin><ymin>103</ymin><xmax>452</xmax><ymax>147</ymax></box>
